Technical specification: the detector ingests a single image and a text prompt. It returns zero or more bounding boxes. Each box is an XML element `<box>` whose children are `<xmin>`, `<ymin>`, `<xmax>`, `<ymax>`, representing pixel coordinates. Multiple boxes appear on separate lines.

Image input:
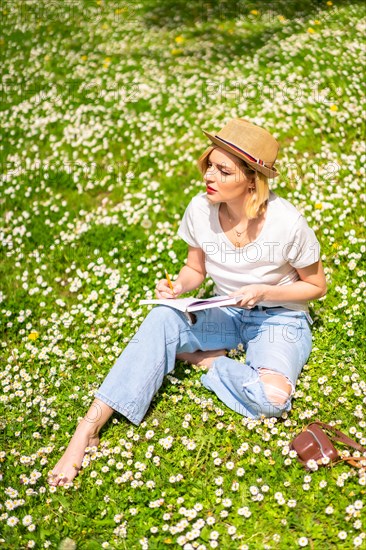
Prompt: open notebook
<box><xmin>139</xmin><ymin>294</ymin><xmax>244</xmax><ymax>313</ymax></box>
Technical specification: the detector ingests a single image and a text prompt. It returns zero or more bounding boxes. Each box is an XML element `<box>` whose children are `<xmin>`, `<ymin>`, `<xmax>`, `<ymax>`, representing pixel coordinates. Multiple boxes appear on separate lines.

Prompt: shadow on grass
<box><xmin>140</xmin><ymin>0</ymin><xmax>364</xmax><ymax>29</ymax></box>
<box><xmin>133</xmin><ymin>0</ymin><xmax>366</xmax><ymax>74</ymax></box>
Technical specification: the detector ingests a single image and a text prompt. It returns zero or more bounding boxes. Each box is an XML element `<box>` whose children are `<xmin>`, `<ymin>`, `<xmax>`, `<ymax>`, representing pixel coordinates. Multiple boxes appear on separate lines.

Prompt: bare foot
<box><xmin>176</xmin><ymin>349</ymin><xmax>227</xmax><ymax>369</ymax></box>
<box><xmin>48</xmin><ymin>424</ymin><xmax>100</xmax><ymax>486</ymax></box>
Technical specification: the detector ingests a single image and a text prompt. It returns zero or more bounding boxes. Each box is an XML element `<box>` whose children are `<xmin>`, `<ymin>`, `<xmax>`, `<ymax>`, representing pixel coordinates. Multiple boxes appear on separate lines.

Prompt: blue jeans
<box><xmin>95</xmin><ymin>305</ymin><xmax>312</xmax><ymax>425</ymax></box>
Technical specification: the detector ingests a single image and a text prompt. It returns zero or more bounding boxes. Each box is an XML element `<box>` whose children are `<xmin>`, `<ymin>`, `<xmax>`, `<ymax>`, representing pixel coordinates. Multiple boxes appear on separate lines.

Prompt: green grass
<box><xmin>1</xmin><ymin>0</ymin><xmax>365</xmax><ymax>548</ymax></box>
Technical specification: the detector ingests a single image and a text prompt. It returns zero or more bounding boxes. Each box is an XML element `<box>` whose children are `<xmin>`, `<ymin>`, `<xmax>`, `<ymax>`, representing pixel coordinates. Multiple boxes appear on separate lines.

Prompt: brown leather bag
<box><xmin>290</xmin><ymin>421</ymin><xmax>366</xmax><ymax>470</ymax></box>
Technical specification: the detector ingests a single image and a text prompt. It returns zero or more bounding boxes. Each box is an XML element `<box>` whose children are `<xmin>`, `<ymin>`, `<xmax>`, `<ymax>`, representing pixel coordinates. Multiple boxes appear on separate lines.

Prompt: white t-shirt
<box><xmin>177</xmin><ymin>191</ymin><xmax>320</xmax><ymax>312</ymax></box>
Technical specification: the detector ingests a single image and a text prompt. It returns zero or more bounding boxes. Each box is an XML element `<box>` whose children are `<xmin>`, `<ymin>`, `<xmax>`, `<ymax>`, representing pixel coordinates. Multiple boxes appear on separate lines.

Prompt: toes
<box><xmin>47</xmin><ymin>461</ymin><xmax>81</xmax><ymax>486</ymax></box>
<box><xmin>47</xmin><ymin>475</ymin><xmax>60</xmax><ymax>486</ymax></box>
<box><xmin>47</xmin><ymin>471</ymin><xmax>68</xmax><ymax>486</ymax></box>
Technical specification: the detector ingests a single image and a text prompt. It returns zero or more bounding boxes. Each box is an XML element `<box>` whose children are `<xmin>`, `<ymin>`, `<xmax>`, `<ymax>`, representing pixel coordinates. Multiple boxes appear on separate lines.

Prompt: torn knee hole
<box><xmin>259</xmin><ymin>369</ymin><xmax>293</xmax><ymax>406</ymax></box>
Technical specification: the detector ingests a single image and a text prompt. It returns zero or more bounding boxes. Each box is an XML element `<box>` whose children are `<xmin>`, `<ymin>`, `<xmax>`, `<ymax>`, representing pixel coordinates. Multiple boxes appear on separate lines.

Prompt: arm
<box><xmin>175</xmin><ymin>246</ymin><xmax>206</xmax><ymax>294</ymax></box>
<box><xmin>155</xmin><ymin>246</ymin><xmax>206</xmax><ymax>299</ymax></box>
<box><xmin>263</xmin><ymin>259</ymin><xmax>327</xmax><ymax>302</ymax></box>
<box><xmin>231</xmin><ymin>260</ymin><xmax>327</xmax><ymax>308</ymax></box>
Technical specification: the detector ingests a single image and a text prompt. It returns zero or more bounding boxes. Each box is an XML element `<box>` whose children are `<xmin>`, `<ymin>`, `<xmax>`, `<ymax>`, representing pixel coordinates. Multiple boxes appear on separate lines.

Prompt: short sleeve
<box><xmin>284</xmin><ymin>215</ymin><xmax>321</xmax><ymax>269</ymax></box>
<box><xmin>177</xmin><ymin>201</ymin><xmax>200</xmax><ymax>248</ymax></box>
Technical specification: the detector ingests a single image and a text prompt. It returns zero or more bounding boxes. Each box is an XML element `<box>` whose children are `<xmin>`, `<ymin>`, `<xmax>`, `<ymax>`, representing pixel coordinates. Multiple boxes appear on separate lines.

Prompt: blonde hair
<box><xmin>197</xmin><ymin>146</ymin><xmax>269</xmax><ymax>220</ymax></box>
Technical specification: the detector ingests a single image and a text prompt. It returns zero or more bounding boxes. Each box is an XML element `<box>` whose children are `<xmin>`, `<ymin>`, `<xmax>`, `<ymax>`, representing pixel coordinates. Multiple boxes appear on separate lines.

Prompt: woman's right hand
<box><xmin>155</xmin><ymin>279</ymin><xmax>183</xmax><ymax>299</ymax></box>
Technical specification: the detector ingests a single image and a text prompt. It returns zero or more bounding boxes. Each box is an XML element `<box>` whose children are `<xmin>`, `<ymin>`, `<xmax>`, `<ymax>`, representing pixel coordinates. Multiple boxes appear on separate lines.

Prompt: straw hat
<box><xmin>201</xmin><ymin>118</ymin><xmax>280</xmax><ymax>178</ymax></box>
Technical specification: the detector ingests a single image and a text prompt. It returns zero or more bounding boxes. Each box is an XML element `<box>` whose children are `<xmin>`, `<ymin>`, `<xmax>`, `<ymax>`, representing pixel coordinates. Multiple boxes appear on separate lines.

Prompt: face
<box><xmin>204</xmin><ymin>147</ymin><xmax>254</xmax><ymax>204</ymax></box>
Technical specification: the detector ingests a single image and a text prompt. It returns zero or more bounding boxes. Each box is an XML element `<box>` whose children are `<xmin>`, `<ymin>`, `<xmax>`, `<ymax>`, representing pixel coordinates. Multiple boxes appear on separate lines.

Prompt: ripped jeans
<box><xmin>95</xmin><ymin>304</ymin><xmax>312</xmax><ymax>424</ymax></box>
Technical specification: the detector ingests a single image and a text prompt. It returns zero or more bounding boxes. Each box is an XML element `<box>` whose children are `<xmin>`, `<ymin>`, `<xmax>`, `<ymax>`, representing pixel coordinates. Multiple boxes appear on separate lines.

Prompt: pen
<box><xmin>165</xmin><ymin>270</ymin><xmax>176</xmax><ymax>297</ymax></box>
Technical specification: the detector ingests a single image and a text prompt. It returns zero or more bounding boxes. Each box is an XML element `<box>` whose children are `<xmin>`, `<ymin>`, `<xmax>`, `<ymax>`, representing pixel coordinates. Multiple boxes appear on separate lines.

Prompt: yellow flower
<box><xmin>103</xmin><ymin>57</ymin><xmax>111</xmax><ymax>68</ymax></box>
<box><xmin>101</xmin><ymin>23</ymin><xmax>108</xmax><ymax>30</ymax></box>
<box><xmin>28</xmin><ymin>331</ymin><xmax>39</xmax><ymax>341</ymax></box>
<box><xmin>330</xmin><ymin>104</ymin><xmax>338</xmax><ymax>111</ymax></box>
<box><xmin>315</xmin><ymin>203</ymin><xmax>323</xmax><ymax>209</ymax></box>
<box><xmin>250</xmin><ymin>10</ymin><xmax>259</xmax><ymax>15</ymax></box>
<box><xmin>307</xmin><ymin>28</ymin><xmax>315</xmax><ymax>34</ymax></box>
<box><xmin>115</xmin><ymin>7</ymin><xmax>128</xmax><ymax>14</ymax></box>
<box><xmin>175</xmin><ymin>35</ymin><xmax>185</xmax><ymax>44</ymax></box>
<box><xmin>170</xmin><ymin>48</ymin><xmax>183</xmax><ymax>55</ymax></box>
<box><xmin>314</xmin><ymin>20</ymin><xmax>321</xmax><ymax>24</ymax></box>
<box><xmin>327</xmin><ymin>1</ymin><xmax>333</xmax><ymax>5</ymax></box>
<box><xmin>44</xmin><ymin>55</ymin><xmax>50</xmax><ymax>61</ymax></box>
<box><xmin>81</xmin><ymin>55</ymin><xmax>88</xmax><ymax>61</ymax></box>
<box><xmin>278</xmin><ymin>15</ymin><xmax>286</xmax><ymax>22</ymax></box>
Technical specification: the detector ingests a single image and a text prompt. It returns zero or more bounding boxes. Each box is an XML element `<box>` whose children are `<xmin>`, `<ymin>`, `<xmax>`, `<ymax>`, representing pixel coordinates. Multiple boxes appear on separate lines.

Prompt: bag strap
<box><xmin>334</xmin><ymin>456</ymin><xmax>366</xmax><ymax>468</ymax></box>
<box><xmin>309</xmin><ymin>421</ymin><xmax>366</xmax><ymax>453</ymax></box>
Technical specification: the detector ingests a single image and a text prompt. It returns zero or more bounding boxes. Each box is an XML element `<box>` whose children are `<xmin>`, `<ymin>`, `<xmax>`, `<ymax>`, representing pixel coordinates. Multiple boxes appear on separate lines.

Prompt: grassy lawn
<box><xmin>1</xmin><ymin>0</ymin><xmax>365</xmax><ymax>548</ymax></box>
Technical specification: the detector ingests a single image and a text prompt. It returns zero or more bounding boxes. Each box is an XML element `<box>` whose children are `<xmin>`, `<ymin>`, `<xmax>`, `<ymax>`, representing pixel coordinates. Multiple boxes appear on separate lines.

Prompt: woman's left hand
<box><xmin>229</xmin><ymin>284</ymin><xmax>267</xmax><ymax>309</ymax></box>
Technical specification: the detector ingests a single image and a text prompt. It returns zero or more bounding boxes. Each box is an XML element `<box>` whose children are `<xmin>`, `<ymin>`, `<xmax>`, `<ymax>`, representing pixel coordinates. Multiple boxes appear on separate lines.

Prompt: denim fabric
<box><xmin>95</xmin><ymin>305</ymin><xmax>312</xmax><ymax>425</ymax></box>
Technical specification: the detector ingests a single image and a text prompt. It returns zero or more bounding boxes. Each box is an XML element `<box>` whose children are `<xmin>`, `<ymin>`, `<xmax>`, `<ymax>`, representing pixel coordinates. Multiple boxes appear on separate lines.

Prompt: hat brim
<box><xmin>202</xmin><ymin>130</ymin><xmax>279</xmax><ymax>179</ymax></box>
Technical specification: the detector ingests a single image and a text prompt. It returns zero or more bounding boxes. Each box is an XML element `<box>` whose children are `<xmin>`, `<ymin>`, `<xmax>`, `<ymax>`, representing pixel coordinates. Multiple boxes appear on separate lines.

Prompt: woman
<box><xmin>48</xmin><ymin>118</ymin><xmax>327</xmax><ymax>486</ymax></box>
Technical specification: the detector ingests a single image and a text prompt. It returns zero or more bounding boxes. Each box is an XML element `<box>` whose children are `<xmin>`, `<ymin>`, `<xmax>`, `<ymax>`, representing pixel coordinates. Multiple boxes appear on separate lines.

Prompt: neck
<box><xmin>223</xmin><ymin>198</ymin><xmax>250</xmax><ymax>224</ymax></box>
